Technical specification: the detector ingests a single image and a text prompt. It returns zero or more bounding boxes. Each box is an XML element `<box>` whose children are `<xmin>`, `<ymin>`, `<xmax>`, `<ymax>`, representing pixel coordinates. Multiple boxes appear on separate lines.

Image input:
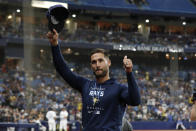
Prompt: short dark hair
<box><xmin>90</xmin><ymin>48</ymin><xmax>110</xmax><ymax>59</ymax></box>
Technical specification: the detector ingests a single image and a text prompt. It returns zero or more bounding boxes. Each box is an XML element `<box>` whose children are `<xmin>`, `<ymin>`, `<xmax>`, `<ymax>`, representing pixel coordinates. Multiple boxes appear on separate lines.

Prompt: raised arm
<box><xmin>120</xmin><ymin>56</ymin><xmax>141</xmax><ymax>106</ymax></box>
<box><xmin>47</xmin><ymin>29</ymin><xmax>87</xmax><ymax>92</ymax></box>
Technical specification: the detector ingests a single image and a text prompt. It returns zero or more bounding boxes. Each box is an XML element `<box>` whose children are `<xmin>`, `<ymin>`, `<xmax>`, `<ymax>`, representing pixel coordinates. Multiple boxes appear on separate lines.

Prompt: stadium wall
<box><xmin>131</xmin><ymin>121</ymin><xmax>196</xmax><ymax>130</ymax></box>
<box><xmin>0</xmin><ymin>123</ymin><xmax>39</xmax><ymax>131</ymax></box>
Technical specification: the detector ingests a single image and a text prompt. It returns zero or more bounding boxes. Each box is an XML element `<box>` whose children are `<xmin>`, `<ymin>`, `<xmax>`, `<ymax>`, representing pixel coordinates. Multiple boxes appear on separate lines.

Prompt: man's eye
<box><xmin>98</xmin><ymin>59</ymin><xmax>103</xmax><ymax>62</ymax></box>
<box><xmin>91</xmin><ymin>61</ymin><xmax>96</xmax><ymax>64</ymax></box>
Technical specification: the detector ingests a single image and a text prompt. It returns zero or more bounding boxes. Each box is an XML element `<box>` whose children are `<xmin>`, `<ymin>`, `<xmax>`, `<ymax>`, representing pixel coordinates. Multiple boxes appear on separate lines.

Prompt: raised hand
<box><xmin>123</xmin><ymin>56</ymin><xmax>133</xmax><ymax>73</ymax></box>
<box><xmin>46</xmin><ymin>29</ymin><xmax>59</xmax><ymax>46</ymax></box>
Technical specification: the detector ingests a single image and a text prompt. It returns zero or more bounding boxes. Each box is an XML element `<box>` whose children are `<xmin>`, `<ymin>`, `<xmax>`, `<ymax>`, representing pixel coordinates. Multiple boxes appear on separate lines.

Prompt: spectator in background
<box><xmin>46</xmin><ymin>107</ymin><xmax>57</xmax><ymax>131</ymax></box>
<box><xmin>122</xmin><ymin>115</ymin><xmax>133</xmax><ymax>131</ymax></box>
<box><xmin>70</xmin><ymin>118</ymin><xmax>82</xmax><ymax>131</ymax></box>
<box><xmin>176</xmin><ymin>117</ymin><xmax>186</xmax><ymax>130</ymax></box>
<box><xmin>33</xmin><ymin>114</ymin><xmax>47</xmax><ymax>131</ymax></box>
<box><xmin>18</xmin><ymin>114</ymin><xmax>28</xmax><ymax>131</ymax></box>
<box><xmin>60</xmin><ymin>107</ymin><xmax>69</xmax><ymax>131</ymax></box>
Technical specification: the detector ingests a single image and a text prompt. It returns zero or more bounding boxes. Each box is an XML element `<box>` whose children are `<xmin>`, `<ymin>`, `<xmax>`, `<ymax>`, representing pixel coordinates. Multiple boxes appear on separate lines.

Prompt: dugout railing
<box><xmin>0</xmin><ymin>123</ymin><xmax>39</xmax><ymax>131</ymax></box>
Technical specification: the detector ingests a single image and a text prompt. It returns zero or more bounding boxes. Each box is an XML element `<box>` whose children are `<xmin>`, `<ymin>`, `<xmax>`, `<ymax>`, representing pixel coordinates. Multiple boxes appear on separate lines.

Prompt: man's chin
<box><xmin>95</xmin><ymin>73</ymin><xmax>107</xmax><ymax>79</ymax></box>
<box><xmin>95</xmin><ymin>73</ymin><xmax>102</xmax><ymax>77</ymax></box>
<box><xmin>93</xmin><ymin>70</ymin><xmax>107</xmax><ymax>78</ymax></box>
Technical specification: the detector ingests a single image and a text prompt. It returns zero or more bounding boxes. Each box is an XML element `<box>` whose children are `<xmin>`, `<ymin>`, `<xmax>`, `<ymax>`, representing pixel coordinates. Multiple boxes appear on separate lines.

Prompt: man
<box><xmin>59</xmin><ymin>107</ymin><xmax>68</xmax><ymax>131</ymax></box>
<box><xmin>46</xmin><ymin>108</ymin><xmax>57</xmax><ymax>131</ymax></box>
<box><xmin>121</xmin><ymin>116</ymin><xmax>133</xmax><ymax>131</ymax></box>
<box><xmin>176</xmin><ymin>117</ymin><xmax>186</xmax><ymax>130</ymax></box>
<box><xmin>33</xmin><ymin>114</ymin><xmax>47</xmax><ymax>131</ymax></box>
<box><xmin>47</xmin><ymin>29</ymin><xmax>141</xmax><ymax>131</ymax></box>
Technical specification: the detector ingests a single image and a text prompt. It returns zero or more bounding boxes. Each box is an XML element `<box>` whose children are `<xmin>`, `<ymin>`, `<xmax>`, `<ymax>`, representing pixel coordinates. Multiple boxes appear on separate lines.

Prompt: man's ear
<box><xmin>107</xmin><ymin>59</ymin><xmax>111</xmax><ymax>67</ymax></box>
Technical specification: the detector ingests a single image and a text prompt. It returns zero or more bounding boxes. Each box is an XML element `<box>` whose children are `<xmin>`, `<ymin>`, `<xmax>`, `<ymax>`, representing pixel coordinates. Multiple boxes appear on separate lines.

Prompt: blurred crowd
<box><xmin>127</xmin><ymin>69</ymin><xmax>194</xmax><ymax>122</ymax></box>
<box><xmin>0</xmin><ymin>21</ymin><xmax>196</xmax><ymax>48</ymax></box>
<box><xmin>0</xmin><ymin>59</ymin><xmax>195</xmax><ymax>125</ymax></box>
<box><xmin>0</xmin><ymin>67</ymin><xmax>82</xmax><ymax>124</ymax></box>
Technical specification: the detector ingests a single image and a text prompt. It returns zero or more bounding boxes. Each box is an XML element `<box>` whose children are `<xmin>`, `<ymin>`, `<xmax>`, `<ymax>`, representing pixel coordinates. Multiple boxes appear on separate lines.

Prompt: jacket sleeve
<box><xmin>120</xmin><ymin>72</ymin><xmax>141</xmax><ymax>106</ymax></box>
<box><xmin>51</xmin><ymin>45</ymin><xmax>87</xmax><ymax>93</ymax></box>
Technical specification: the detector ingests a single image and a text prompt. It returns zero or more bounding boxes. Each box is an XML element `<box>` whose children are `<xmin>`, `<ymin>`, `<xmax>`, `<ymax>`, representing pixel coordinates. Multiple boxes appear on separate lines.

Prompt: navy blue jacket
<box><xmin>51</xmin><ymin>45</ymin><xmax>141</xmax><ymax>131</ymax></box>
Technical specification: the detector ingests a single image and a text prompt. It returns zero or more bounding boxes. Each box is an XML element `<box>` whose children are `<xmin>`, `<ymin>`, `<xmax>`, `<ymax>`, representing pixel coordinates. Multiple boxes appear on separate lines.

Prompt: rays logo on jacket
<box><xmin>89</xmin><ymin>90</ymin><xmax>104</xmax><ymax>106</ymax></box>
<box><xmin>89</xmin><ymin>90</ymin><xmax>104</xmax><ymax>97</ymax></box>
<box><xmin>87</xmin><ymin>82</ymin><xmax>106</xmax><ymax>114</ymax></box>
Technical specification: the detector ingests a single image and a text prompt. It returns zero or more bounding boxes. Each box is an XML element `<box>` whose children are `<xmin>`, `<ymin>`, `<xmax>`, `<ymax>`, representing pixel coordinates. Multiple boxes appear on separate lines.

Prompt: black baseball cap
<box><xmin>46</xmin><ymin>4</ymin><xmax>69</xmax><ymax>33</ymax></box>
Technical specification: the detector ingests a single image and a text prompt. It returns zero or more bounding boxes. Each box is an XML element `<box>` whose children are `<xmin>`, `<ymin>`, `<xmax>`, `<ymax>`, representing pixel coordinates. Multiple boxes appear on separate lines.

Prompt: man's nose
<box><xmin>96</xmin><ymin>61</ymin><xmax>101</xmax><ymax>67</ymax></box>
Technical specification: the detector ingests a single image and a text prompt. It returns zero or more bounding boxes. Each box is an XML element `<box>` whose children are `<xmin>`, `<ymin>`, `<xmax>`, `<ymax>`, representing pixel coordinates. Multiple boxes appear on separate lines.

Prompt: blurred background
<box><xmin>0</xmin><ymin>0</ymin><xmax>196</xmax><ymax>130</ymax></box>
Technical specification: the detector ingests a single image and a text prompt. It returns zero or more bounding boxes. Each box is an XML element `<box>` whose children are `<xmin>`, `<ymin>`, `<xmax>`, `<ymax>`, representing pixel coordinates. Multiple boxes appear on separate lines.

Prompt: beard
<box><xmin>93</xmin><ymin>69</ymin><xmax>108</xmax><ymax>79</ymax></box>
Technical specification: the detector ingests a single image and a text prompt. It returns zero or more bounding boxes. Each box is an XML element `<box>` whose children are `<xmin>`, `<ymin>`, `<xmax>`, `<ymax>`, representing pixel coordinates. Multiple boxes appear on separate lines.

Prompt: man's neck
<box><xmin>96</xmin><ymin>75</ymin><xmax>110</xmax><ymax>84</ymax></box>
